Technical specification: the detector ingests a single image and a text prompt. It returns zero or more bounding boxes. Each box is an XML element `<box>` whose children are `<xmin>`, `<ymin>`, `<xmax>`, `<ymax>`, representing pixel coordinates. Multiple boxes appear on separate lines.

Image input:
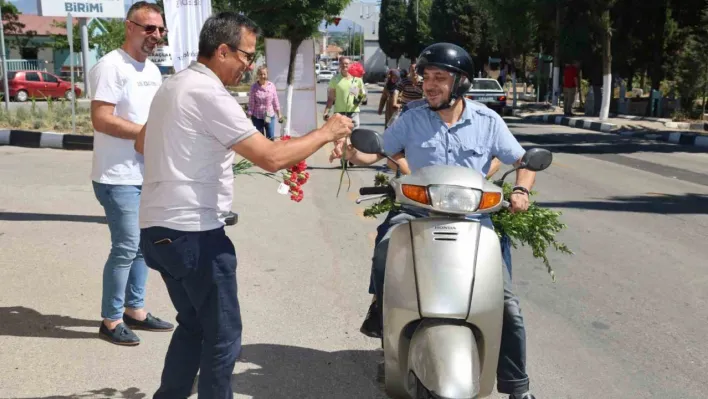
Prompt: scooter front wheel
<box><xmin>416</xmin><ymin>378</ymin><xmax>436</xmax><ymax>399</ymax></box>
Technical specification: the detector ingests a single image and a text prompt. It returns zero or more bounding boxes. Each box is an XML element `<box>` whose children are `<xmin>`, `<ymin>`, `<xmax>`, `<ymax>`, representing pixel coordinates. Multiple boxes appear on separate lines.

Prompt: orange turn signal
<box><xmin>478</xmin><ymin>192</ymin><xmax>502</xmax><ymax>210</ymax></box>
<box><xmin>402</xmin><ymin>184</ymin><xmax>430</xmax><ymax>205</ymax></box>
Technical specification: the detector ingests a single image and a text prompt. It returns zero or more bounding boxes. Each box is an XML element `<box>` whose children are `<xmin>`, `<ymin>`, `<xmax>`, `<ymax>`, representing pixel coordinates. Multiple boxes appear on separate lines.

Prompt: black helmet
<box><xmin>415</xmin><ymin>43</ymin><xmax>475</xmax><ymax>109</ymax></box>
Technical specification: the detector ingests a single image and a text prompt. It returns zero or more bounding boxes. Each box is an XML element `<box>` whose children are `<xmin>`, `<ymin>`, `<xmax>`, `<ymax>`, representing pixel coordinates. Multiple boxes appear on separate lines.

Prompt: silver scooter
<box><xmin>350</xmin><ymin>129</ymin><xmax>552</xmax><ymax>399</ymax></box>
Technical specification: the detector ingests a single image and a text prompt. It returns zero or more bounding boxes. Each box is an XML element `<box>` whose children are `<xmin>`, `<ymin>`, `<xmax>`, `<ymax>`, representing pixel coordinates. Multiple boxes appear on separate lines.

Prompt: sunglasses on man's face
<box><xmin>129</xmin><ymin>20</ymin><xmax>167</xmax><ymax>35</ymax></box>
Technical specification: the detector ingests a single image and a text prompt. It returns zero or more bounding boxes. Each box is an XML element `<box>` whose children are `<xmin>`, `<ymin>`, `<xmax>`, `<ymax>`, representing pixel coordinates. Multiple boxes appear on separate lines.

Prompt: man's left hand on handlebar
<box><xmin>509</xmin><ymin>190</ymin><xmax>530</xmax><ymax>213</ymax></box>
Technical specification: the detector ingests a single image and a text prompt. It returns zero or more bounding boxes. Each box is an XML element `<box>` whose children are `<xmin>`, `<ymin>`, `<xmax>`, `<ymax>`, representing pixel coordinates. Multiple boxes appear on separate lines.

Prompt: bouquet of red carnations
<box><xmin>232</xmin><ymin>135</ymin><xmax>310</xmax><ymax>203</ymax></box>
<box><xmin>279</xmin><ymin>136</ymin><xmax>310</xmax><ymax>202</ymax></box>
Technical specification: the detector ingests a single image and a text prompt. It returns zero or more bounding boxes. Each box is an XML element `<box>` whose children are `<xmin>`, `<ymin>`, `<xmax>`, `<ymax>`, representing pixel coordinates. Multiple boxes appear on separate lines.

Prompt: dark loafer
<box><xmin>99</xmin><ymin>322</ymin><xmax>140</xmax><ymax>346</ymax></box>
<box><xmin>123</xmin><ymin>313</ymin><xmax>174</xmax><ymax>332</ymax></box>
<box><xmin>360</xmin><ymin>299</ymin><xmax>382</xmax><ymax>338</ymax></box>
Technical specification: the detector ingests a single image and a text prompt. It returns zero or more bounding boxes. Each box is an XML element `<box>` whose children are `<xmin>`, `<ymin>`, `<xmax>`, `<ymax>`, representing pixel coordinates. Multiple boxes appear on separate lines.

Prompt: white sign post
<box><xmin>67</xmin><ymin>13</ymin><xmax>76</xmax><ymax>134</ymax></box>
<box><xmin>164</xmin><ymin>0</ymin><xmax>213</xmax><ymax>72</ymax></box>
<box><xmin>39</xmin><ymin>0</ymin><xmax>125</xmax><ymax>100</ymax></box>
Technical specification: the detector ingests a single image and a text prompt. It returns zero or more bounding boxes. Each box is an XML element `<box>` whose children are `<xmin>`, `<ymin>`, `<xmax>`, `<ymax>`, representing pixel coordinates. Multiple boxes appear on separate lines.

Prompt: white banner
<box><xmin>149</xmin><ymin>45</ymin><xmax>173</xmax><ymax>67</ymax></box>
<box><xmin>164</xmin><ymin>0</ymin><xmax>213</xmax><ymax>72</ymax></box>
<box><xmin>265</xmin><ymin>39</ymin><xmax>317</xmax><ymax>137</ymax></box>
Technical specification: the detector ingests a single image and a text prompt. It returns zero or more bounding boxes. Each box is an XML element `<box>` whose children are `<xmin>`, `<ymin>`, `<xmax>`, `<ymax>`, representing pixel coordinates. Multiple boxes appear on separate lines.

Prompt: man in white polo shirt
<box><xmin>134</xmin><ymin>12</ymin><xmax>352</xmax><ymax>398</ymax></box>
<box><xmin>89</xmin><ymin>1</ymin><xmax>173</xmax><ymax>347</ymax></box>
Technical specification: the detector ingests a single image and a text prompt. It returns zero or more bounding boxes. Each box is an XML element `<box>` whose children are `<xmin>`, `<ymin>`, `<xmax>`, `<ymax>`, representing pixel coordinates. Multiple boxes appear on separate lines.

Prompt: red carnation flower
<box><xmin>349</xmin><ymin>62</ymin><xmax>365</xmax><ymax>78</ymax></box>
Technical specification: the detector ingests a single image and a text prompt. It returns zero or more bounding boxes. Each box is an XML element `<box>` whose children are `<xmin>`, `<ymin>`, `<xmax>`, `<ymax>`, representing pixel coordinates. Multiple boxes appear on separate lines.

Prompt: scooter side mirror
<box><xmin>350</xmin><ymin>128</ymin><xmax>384</xmax><ymax>155</ymax></box>
<box><xmin>520</xmin><ymin>148</ymin><xmax>553</xmax><ymax>172</ymax></box>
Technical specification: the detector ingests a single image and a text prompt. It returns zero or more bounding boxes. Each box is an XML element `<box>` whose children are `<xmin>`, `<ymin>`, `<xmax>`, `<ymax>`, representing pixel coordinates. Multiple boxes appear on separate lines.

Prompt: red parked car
<box><xmin>2</xmin><ymin>70</ymin><xmax>82</xmax><ymax>102</ymax></box>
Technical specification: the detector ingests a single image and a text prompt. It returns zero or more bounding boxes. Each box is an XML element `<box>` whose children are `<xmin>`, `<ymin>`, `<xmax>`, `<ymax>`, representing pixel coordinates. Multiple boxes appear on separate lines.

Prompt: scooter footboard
<box><xmin>408</xmin><ymin>320</ymin><xmax>481</xmax><ymax>399</ymax></box>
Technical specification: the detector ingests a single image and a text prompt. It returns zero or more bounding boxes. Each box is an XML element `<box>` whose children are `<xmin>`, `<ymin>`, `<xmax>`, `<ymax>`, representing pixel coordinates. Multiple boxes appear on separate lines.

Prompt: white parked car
<box><xmin>317</xmin><ymin>70</ymin><xmax>335</xmax><ymax>83</ymax></box>
<box><xmin>465</xmin><ymin>78</ymin><xmax>507</xmax><ymax>114</ymax></box>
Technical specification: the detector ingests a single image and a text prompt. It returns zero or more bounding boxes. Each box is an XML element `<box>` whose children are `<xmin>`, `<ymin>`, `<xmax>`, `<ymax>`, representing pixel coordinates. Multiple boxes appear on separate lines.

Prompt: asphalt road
<box><xmin>0</xmin><ymin>83</ymin><xmax>706</xmax><ymax>398</ymax></box>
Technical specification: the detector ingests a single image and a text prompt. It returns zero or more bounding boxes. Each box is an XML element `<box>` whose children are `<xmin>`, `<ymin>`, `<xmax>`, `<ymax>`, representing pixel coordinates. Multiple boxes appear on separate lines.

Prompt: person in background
<box><xmin>378</xmin><ymin>69</ymin><xmax>401</xmax><ymax>128</ymax></box>
<box><xmin>324</xmin><ymin>56</ymin><xmax>366</xmax><ymax>128</ymax></box>
<box><xmin>134</xmin><ymin>12</ymin><xmax>353</xmax><ymax>398</ymax></box>
<box><xmin>563</xmin><ymin>60</ymin><xmax>580</xmax><ymax>116</ymax></box>
<box><xmin>89</xmin><ymin>1</ymin><xmax>174</xmax><ymax>346</ymax></box>
<box><xmin>247</xmin><ymin>65</ymin><xmax>283</xmax><ymax>140</ymax></box>
<box><xmin>392</xmin><ymin>62</ymin><xmax>424</xmax><ymax>112</ymax></box>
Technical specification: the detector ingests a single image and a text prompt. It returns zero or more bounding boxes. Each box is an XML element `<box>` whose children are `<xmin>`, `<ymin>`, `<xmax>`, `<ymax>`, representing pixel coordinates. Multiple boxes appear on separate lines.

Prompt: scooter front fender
<box><xmin>408</xmin><ymin>320</ymin><xmax>481</xmax><ymax>399</ymax></box>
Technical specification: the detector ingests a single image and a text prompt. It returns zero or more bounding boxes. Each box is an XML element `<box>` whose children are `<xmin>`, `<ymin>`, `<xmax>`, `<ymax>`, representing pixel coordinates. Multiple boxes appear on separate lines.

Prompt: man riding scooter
<box><xmin>330</xmin><ymin>43</ymin><xmax>537</xmax><ymax>399</ymax></box>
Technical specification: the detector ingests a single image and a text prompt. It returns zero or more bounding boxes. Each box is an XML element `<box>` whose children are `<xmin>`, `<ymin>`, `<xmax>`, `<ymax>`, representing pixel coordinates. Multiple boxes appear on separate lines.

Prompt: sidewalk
<box><xmin>513</xmin><ymin>103</ymin><xmax>708</xmax><ymax>149</ymax></box>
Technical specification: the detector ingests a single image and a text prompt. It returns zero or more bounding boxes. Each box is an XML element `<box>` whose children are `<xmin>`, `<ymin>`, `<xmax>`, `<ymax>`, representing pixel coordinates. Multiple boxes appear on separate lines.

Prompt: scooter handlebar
<box><xmin>359</xmin><ymin>186</ymin><xmax>391</xmax><ymax>196</ymax></box>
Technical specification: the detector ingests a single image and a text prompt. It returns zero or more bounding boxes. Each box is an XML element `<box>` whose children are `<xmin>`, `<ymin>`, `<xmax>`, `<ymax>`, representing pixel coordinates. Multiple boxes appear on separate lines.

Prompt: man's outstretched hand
<box><xmin>322</xmin><ymin>114</ymin><xmax>353</xmax><ymax>142</ymax></box>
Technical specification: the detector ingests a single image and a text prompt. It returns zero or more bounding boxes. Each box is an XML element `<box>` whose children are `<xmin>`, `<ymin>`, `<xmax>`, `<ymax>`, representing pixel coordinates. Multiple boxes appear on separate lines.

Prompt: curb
<box><xmin>609</xmin><ymin>114</ymin><xmax>671</xmax><ymax>123</ymax></box>
<box><xmin>0</xmin><ymin>129</ymin><xmax>93</xmax><ymax>150</ymax></box>
<box><xmin>521</xmin><ymin>113</ymin><xmax>617</xmax><ymax>133</ymax></box>
<box><xmin>514</xmin><ymin>113</ymin><xmax>708</xmax><ymax>149</ymax></box>
<box><xmin>617</xmin><ymin>130</ymin><xmax>708</xmax><ymax>148</ymax></box>
<box><xmin>665</xmin><ymin>121</ymin><xmax>708</xmax><ymax>131</ymax></box>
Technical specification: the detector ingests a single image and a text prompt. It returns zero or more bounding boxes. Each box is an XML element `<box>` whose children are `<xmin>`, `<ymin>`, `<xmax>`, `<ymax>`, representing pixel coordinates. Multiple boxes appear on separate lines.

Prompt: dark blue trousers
<box><xmin>141</xmin><ymin>226</ymin><xmax>242</xmax><ymax>399</ymax></box>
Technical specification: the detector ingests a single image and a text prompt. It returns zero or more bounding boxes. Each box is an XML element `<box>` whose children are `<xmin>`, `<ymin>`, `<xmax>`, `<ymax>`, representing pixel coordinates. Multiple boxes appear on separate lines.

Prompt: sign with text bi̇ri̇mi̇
<box><xmin>39</xmin><ymin>0</ymin><xmax>125</xmax><ymax>18</ymax></box>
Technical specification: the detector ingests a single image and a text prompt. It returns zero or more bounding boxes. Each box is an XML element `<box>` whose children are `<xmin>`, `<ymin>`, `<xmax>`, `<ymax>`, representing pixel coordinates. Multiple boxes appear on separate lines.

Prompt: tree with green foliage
<box><xmin>429</xmin><ymin>0</ymin><xmax>489</xmax><ymax>70</ymax></box>
<box><xmin>483</xmin><ymin>0</ymin><xmax>537</xmax><ymax>106</ymax></box>
<box><xmin>378</xmin><ymin>0</ymin><xmax>407</xmax><ymax>62</ymax></box>
<box><xmin>1</xmin><ymin>0</ymin><xmax>24</xmax><ymax>36</ymax></box>
<box><xmin>92</xmin><ymin>20</ymin><xmax>127</xmax><ymax>57</ymax></box>
<box><xmin>673</xmin><ymin>4</ymin><xmax>708</xmax><ymax>116</ymax></box>
<box><xmin>49</xmin><ymin>20</ymin><xmax>97</xmax><ymax>53</ymax></box>
<box><xmin>403</xmin><ymin>0</ymin><xmax>433</xmax><ymax>60</ymax></box>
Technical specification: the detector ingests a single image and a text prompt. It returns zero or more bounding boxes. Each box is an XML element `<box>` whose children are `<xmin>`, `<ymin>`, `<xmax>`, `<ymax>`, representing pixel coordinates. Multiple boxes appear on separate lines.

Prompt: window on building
<box><xmin>20</xmin><ymin>47</ymin><xmax>38</xmax><ymax>60</ymax></box>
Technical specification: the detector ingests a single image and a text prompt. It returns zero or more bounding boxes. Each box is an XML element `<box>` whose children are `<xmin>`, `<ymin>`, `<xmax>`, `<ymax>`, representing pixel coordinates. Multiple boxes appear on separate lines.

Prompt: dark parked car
<box><xmin>465</xmin><ymin>78</ymin><xmax>507</xmax><ymax>114</ymax></box>
<box><xmin>1</xmin><ymin>70</ymin><xmax>82</xmax><ymax>102</ymax></box>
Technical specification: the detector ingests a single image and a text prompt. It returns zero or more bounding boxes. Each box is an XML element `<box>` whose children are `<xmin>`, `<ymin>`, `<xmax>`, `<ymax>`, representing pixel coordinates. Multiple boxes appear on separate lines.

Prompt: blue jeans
<box><xmin>141</xmin><ymin>226</ymin><xmax>242</xmax><ymax>399</ymax></box>
<box><xmin>92</xmin><ymin>182</ymin><xmax>148</xmax><ymax>321</ymax></box>
<box><xmin>371</xmin><ymin>210</ymin><xmax>529</xmax><ymax>395</ymax></box>
<box><xmin>501</xmin><ymin>234</ymin><xmax>513</xmax><ymax>278</ymax></box>
<box><xmin>251</xmin><ymin>116</ymin><xmax>275</xmax><ymax>140</ymax></box>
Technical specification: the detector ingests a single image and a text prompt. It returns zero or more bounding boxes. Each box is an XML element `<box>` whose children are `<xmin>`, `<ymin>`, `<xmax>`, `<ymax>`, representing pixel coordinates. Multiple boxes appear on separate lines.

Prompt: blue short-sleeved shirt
<box><xmin>383</xmin><ymin>99</ymin><xmax>525</xmax><ymax>176</ymax></box>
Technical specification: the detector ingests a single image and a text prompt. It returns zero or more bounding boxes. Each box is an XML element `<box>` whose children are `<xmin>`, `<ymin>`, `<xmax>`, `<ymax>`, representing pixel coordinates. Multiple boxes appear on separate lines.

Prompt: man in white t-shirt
<box><xmin>134</xmin><ymin>12</ymin><xmax>353</xmax><ymax>398</ymax></box>
<box><xmin>89</xmin><ymin>1</ymin><xmax>173</xmax><ymax>347</ymax></box>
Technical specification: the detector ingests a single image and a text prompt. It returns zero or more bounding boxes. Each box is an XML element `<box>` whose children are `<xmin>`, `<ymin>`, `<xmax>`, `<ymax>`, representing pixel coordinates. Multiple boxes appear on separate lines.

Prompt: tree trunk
<box><xmin>703</xmin><ymin>64</ymin><xmax>708</xmax><ymax>116</ymax></box>
<box><xmin>599</xmin><ymin>8</ymin><xmax>612</xmax><ymax>121</ymax></box>
<box><xmin>552</xmin><ymin>1</ymin><xmax>561</xmax><ymax>106</ymax></box>
<box><xmin>646</xmin><ymin>0</ymin><xmax>669</xmax><ymax>115</ymax></box>
<box><xmin>512</xmin><ymin>56</ymin><xmax>518</xmax><ymax>109</ymax></box>
<box><xmin>285</xmin><ymin>39</ymin><xmax>302</xmax><ymax>137</ymax></box>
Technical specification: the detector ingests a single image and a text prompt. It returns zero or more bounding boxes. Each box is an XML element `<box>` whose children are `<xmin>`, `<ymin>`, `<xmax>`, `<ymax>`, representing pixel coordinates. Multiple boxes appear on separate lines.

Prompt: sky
<box><xmin>14</xmin><ymin>0</ymin><xmax>365</xmax><ymax>33</ymax></box>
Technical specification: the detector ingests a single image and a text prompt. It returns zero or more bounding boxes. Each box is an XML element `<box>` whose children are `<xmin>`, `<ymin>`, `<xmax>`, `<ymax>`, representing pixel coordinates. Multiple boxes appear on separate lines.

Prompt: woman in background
<box><xmin>247</xmin><ymin>65</ymin><xmax>283</xmax><ymax>140</ymax></box>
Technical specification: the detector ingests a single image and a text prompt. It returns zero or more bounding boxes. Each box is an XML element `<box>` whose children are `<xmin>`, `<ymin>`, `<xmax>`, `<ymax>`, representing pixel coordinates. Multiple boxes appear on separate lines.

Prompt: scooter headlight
<box><xmin>427</xmin><ymin>185</ymin><xmax>482</xmax><ymax>213</ymax></box>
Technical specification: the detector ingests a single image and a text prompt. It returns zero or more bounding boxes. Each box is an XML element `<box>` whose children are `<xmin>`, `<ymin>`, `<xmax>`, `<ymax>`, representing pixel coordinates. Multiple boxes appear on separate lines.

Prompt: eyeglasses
<box><xmin>129</xmin><ymin>20</ymin><xmax>168</xmax><ymax>35</ymax></box>
<box><xmin>228</xmin><ymin>45</ymin><xmax>256</xmax><ymax>66</ymax></box>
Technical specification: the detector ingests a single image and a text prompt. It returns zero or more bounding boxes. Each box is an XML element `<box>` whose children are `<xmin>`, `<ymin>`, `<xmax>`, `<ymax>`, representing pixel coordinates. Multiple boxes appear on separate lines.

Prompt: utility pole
<box><xmin>416</xmin><ymin>0</ymin><xmax>419</xmax><ymax>23</ymax></box>
<box><xmin>0</xmin><ymin>17</ymin><xmax>10</xmax><ymax>111</ymax></box>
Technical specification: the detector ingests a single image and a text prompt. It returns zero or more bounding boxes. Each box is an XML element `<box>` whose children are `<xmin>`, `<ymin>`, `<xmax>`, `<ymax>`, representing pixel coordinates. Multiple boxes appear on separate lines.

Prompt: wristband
<box><xmin>512</xmin><ymin>186</ymin><xmax>530</xmax><ymax>196</ymax></box>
